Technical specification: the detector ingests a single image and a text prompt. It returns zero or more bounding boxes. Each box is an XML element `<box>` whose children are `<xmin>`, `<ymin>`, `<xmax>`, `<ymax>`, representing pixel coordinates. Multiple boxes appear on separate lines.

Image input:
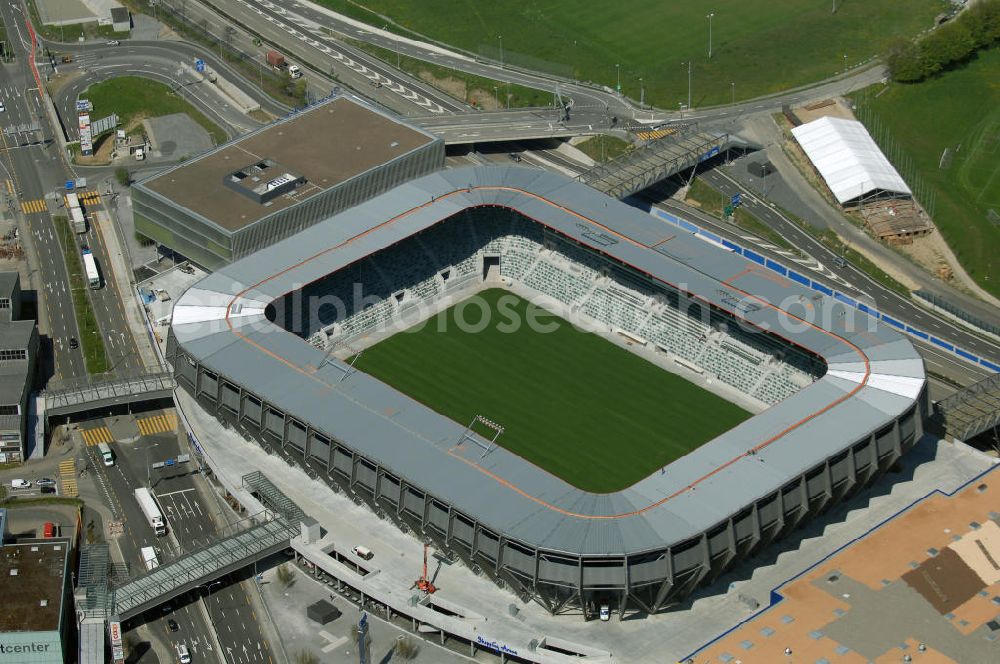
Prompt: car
<box><xmin>11</xmin><ymin>479</ymin><xmax>31</xmax><ymax>489</ymax></box>
<box><xmin>0</xmin><ymin>102</ymin><xmax>5</xmax><ymax>113</ymax></box>
<box><xmin>176</xmin><ymin>643</ymin><xmax>191</xmax><ymax>664</ymax></box>
<box><xmin>599</xmin><ymin>604</ymin><xmax>610</xmax><ymax>622</ymax></box>
<box><xmin>40</xmin><ymin>486</ymin><xmax>56</xmax><ymax>494</ymax></box>
<box><xmin>508</xmin><ymin>152</ymin><xmax>522</xmax><ymax>162</ymax></box>
<box><xmin>105</xmin><ymin>40</ymin><xmax>120</xmax><ymax>46</ymax></box>
<box><xmin>161</xmin><ymin>603</ymin><xmax>172</xmax><ymax>614</ymax></box>
<box><xmin>69</xmin><ymin>337</ymin><xmax>79</xmax><ymax>349</ymax></box>
<box><xmin>167</xmin><ymin>619</ymin><xmax>179</xmax><ymax>632</ymax></box>
<box><xmin>833</xmin><ymin>256</ymin><xmax>848</xmax><ymax>268</ymax></box>
<box><xmin>36</xmin><ymin>478</ymin><xmax>56</xmax><ymax>487</ymax></box>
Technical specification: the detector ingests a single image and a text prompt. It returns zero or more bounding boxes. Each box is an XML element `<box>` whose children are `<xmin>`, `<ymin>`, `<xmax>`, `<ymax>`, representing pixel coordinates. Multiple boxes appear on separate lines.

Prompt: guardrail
<box><xmin>631</xmin><ymin>201</ymin><xmax>1000</xmax><ymax>375</ymax></box>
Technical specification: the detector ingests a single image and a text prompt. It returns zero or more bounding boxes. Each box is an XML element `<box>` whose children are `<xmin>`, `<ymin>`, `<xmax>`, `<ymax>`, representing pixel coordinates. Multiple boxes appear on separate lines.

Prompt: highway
<box><xmin>89</xmin><ymin>409</ymin><xmax>273</xmax><ymax>664</ymax></box>
<box><xmin>48</xmin><ymin>48</ymin><xmax>262</xmax><ymax>141</ymax></box>
<box><xmin>169</xmin><ymin>0</ymin><xmax>466</xmax><ymax>115</ymax></box>
<box><xmin>696</xmin><ymin>166</ymin><xmax>1000</xmax><ymax>369</ymax></box>
<box><xmin>1</xmin><ymin>0</ymin><xmax>87</xmax><ymax>379</ymax></box>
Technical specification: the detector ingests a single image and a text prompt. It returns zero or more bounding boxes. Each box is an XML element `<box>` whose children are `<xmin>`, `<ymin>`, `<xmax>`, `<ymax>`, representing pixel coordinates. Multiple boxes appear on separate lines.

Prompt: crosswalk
<box><xmin>137</xmin><ymin>412</ymin><xmax>177</xmax><ymax>436</ymax></box>
<box><xmin>4</xmin><ymin>180</ymin><xmax>13</xmax><ymax>196</ymax></box>
<box><xmin>78</xmin><ymin>191</ymin><xmax>101</xmax><ymax>206</ymax></box>
<box><xmin>634</xmin><ymin>127</ymin><xmax>678</xmax><ymax>142</ymax></box>
<box><xmin>20</xmin><ymin>199</ymin><xmax>47</xmax><ymax>214</ymax></box>
<box><xmin>82</xmin><ymin>426</ymin><xmax>113</xmax><ymax>446</ymax></box>
<box><xmin>59</xmin><ymin>459</ymin><xmax>78</xmax><ymax>497</ymax></box>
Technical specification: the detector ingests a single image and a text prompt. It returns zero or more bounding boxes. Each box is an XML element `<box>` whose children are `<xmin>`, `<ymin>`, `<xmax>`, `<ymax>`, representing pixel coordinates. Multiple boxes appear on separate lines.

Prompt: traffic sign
<box><xmin>195</xmin><ymin>58</ymin><xmax>205</xmax><ymax>73</ymax></box>
<box><xmin>65</xmin><ymin>180</ymin><xmax>75</xmax><ymax>191</ymax></box>
<box><xmin>731</xmin><ymin>192</ymin><xmax>742</xmax><ymax>207</ymax></box>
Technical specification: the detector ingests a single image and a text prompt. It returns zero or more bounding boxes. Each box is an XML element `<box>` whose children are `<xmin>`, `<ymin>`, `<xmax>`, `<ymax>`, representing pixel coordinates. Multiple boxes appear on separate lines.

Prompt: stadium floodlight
<box><xmin>459</xmin><ymin>414</ymin><xmax>506</xmax><ymax>458</ymax></box>
<box><xmin>317</xmin><ymin>337</ymin><xmax>364</xmax><ymax>382</ymax></box>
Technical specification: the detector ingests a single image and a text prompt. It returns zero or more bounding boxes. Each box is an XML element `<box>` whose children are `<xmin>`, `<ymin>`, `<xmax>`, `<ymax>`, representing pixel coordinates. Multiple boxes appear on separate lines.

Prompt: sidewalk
<box><xmin>94</xmin><ymin>206</ymin><xmax>162</xmax><ymax>369</ymax></box>
<box><xmin>259</xmin><ymin>562</ymin><xmax>472</xmax><ymax>664</ymax></box>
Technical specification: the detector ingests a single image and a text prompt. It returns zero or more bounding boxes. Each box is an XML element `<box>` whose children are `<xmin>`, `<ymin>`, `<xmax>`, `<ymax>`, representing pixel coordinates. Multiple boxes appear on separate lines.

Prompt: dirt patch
<box><xmin>417</xmin><ymin>70</ymin><xmax>501</xmax><ymax>110</ymax></box>
<box><xmin>902</xmin><ymin>547</ymin><xmax>983</xmax><ymax>614</ymax></box>
<box><xmin>793</xmin><ymin>97</ymin><xmax>857</xmax><ymax>124</ymax></box>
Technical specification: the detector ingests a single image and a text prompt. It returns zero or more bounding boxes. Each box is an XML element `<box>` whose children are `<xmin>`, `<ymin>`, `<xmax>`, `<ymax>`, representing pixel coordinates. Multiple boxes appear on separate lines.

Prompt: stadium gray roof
<box><xmin>172</xmin><ymin>166</ymin><xmax>925</xmax><ymax>556</ymax></box>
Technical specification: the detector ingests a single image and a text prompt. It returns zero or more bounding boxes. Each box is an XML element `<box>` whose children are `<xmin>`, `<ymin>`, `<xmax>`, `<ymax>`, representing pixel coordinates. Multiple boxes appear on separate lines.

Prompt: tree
<box><xmin>293</xmin><ymin>650</ymin><xmax>318</xmax><ymax>664</ymax></box>
<box><xmin>115</xmin><ymin>167</ymin><xmax>131</xmax><ymax>187</ymax></box>
<box><xmin>286</xmin><ymin>78</ymin><xmax>308</xmax><ymax>105</ymax></box>
<box><xmin>394</xmin><ymin>636</ymin><xmax>420</xmax><ymax>660</ymax></box>
<box><xmin>886</xmin><ymin>39</ymin><xmax>925</xmax><ymax>82</ymax></box>
<box><xmin>275</xmin><ymin>563</ymin><xmax>295</xmax><ymax>587</ymax></box>
<box><xmin>964</xmin><ymin>0</ymin><xmax>1000</xmax><ymax>48</ymax></box>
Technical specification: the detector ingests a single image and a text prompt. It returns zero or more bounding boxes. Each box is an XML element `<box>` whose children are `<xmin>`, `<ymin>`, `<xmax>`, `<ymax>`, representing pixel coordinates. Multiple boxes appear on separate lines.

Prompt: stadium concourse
<box><xmin>167</xmin><ymin>165</ymin><xmax>927</xmax><ymax>618</ymax></box>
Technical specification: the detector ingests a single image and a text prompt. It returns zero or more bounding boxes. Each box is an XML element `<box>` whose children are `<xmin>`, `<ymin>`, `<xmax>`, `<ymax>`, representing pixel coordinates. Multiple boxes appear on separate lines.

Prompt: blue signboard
<box><xmin>195</xmin><ymin>59</ymin><xmax>205</xmax><ymax>73</ymax></box>
<box><xmin>65</xmin><ymin>180</ymin><xmax>75</xmax><ymax>191</ymax></box>
<box><xmin>731</xmin><ymin>192</ymin><xmax>742</xmax><ymax>207</ymax></box>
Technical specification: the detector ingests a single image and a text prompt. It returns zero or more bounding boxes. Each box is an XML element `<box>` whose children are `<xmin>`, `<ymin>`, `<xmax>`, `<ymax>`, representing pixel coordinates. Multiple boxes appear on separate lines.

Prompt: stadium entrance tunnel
<box><xmin>167</xmin><ymin>166</ymin><xmax>925</xmax><ymax>617</ymax></box>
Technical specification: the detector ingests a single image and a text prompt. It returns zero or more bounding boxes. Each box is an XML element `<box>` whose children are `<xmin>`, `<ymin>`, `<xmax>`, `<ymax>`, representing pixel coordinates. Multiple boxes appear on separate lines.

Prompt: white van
<box><xmin>11</xmin><ymin>479</ymin><xmax>31</xmax><ymax>489</ymax></box>
<box><xmin>176</xmin><ymin>643</ymin><xmax>191</xmax><ymax>664</ymax></box>
<box><xmin>352</xmin><ymin>545</ymin><xmax>373</xmax><ymax>561</ymax></box>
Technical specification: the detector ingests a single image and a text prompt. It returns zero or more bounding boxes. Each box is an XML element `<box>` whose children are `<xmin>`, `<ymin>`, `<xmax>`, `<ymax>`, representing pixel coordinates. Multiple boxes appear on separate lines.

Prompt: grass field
<box><xmin>852</xmin><ymin>49</ymin><xmax>1000</xmax><ymax>299</ymax></box>
<box><xmin>356</xmin><ymin>289</ymin><xmax>750</xmax><ymax>493</ymax></box>
<box><xmin>322</xmin><ymin>0</ymin><xmax>945</xmax><ymax>107</ymax></box>
<box><xmin>82</xmin><ymin>77</ymin><xmax>226</xmax><ymax>145</ymax></box>
<box><xmin>54</xmin><ymin>217</ymin><xmax>109</xmax><ymax>375</ymax></box>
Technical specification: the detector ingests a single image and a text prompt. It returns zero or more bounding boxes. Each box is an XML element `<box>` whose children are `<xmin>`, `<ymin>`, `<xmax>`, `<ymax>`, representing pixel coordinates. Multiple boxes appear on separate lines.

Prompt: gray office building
<box><xmin>0</xmin><ymin>274</ymin><xmax>36</xmax><ymax>462</ymax></box>
<box><xmin>133</xmin><ymin>95</ymin><xmax>444</xmax><ymax>270</ymax></box>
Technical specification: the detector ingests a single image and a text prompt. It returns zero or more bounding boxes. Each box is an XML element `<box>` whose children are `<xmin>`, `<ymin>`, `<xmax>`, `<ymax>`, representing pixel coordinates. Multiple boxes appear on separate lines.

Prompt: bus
<box><xmin>97</xmin><ymin>441</ymin><xmax>114</xmax><ymax>466</ymax></box>
<box><xmin>81</xmin><ymin>249</ymin><xmax>100</xmax><ymax>289</ymax></box>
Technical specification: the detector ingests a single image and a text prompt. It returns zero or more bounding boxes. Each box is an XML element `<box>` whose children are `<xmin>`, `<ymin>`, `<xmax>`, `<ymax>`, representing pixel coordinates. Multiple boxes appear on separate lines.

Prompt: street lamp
<box><xmin>493</xmin><ymin>85</ymin><xmax>499</xmax><ymax>109</ymax></box>
<box><xmin>145</xmin><ymin>442</ymin><xmax>160</xmax><ymax>488</ymax></box>
<box><xmin>843</xmin><ymin>53</ymin><xmax>848</xmax><ymax>72</ymax></box>
<box><xmin>681</xmin><ymin>61</ymin><xmax>692</xmax><ymax>110</ymax></box>
<box><xmin>615</xmin><ymin>63</ymin><xmax>621</xmax><ymax>94</ymax></box>
<box><xmin>498</xmin><ymin>34</ymin><xmax>504</xmax><ymax>68</ymax></box>
<box><xmin>707</xmin><ymin>13</ymin><xmax>715</xmax><ymax>59</ymax></box>
<box><xmin>639</xmin><ymin>77</ymin><xmax>644</xmax><ymax>108</ymax></box>
<box><xmin>731</xmin><ymin>81</ymin><xmax>735</xmax><ymax>106</ymax></box>
<box><xmin>198</xmin><ymin>580</ymin><xmax>226</xmax><ymax>661</ymax></box>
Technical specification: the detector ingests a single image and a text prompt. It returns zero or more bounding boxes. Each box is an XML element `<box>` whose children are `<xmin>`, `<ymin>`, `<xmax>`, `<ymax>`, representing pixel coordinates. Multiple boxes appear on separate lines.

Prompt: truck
<box><xmin>266</xmin><ymin>49</ymin><xmax>285</xmax><ymax>70</ymax></box>
<box><xmin>81</xmin><ymin>249</ymin><xmax>101</xmax><ymax>289</ymax></box>
<box><xmin>134</xmin><ymin>487</ymin><xmax>167</xmax><ymax>536</ymax></box>
<box><xmin>66</xmin><ymin>192</ymin><xmax>87</xmax><ymax>233</ymax></box>
<box><xmin>140</xmin><ymin>546</ymin><xmax>159</xmax><ymax>571</ymax></box>
<box><xmin>265</xmin><ymin>49</ymin><xmax>302</xmax><ymax>79</ymax></box>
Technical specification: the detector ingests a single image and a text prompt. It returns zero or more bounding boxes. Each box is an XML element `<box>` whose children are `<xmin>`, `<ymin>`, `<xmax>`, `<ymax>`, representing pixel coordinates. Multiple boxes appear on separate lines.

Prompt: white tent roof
<box><xmin>790</xmin><ymin>116</ymin><xmax>911</xmax><ymax>205</ymax></box>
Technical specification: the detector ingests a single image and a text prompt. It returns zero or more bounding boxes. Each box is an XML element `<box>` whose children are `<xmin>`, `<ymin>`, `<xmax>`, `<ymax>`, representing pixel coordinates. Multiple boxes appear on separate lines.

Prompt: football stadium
<box><xmin>165</xmin><ymin>103</ymin><xmax>927</xmax><ymax>618</ymax></box>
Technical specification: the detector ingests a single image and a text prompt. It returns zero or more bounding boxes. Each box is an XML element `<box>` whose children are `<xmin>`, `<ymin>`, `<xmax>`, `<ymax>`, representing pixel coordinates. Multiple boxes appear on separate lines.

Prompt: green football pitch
<box><xmin>356</xmin><ymin>289</ymin><xmax>750</xmax><ymax>493</ymax></box>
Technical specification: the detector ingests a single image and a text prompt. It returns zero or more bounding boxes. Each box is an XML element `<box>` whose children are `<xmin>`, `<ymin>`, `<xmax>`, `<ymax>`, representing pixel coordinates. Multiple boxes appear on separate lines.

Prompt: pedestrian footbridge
<box><xmin>113</xmin><ymin>518</ymin><xmax>295</xmax><ymax>620</ymax></box>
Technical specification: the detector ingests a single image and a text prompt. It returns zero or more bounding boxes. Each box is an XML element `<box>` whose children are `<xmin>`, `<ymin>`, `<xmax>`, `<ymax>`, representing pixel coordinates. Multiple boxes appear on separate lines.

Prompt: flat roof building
<box><xmin>134</xmin><ymin>95</ymin><xmax>444</xmax><ymax>270</ymax></box>
<box><xmin>0</xmin><ymin>540</ymin><xmax>73</xmax><ymax>664</ymax></box>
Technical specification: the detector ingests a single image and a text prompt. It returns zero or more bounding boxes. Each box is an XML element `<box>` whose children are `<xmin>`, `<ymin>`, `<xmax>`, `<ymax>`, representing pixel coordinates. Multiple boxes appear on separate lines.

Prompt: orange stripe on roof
<box><xmin>224</xmin><ymin>186</ymin><xmax>871</xmax><ymax>519</ymax></box>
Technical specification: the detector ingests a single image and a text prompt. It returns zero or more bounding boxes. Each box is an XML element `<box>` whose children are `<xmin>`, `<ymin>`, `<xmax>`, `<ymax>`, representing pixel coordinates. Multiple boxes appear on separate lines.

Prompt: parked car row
<box><xmin>9</xmin><ymin>478</ymin><xmax>57</xmax><ymax>492</ymax></box>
